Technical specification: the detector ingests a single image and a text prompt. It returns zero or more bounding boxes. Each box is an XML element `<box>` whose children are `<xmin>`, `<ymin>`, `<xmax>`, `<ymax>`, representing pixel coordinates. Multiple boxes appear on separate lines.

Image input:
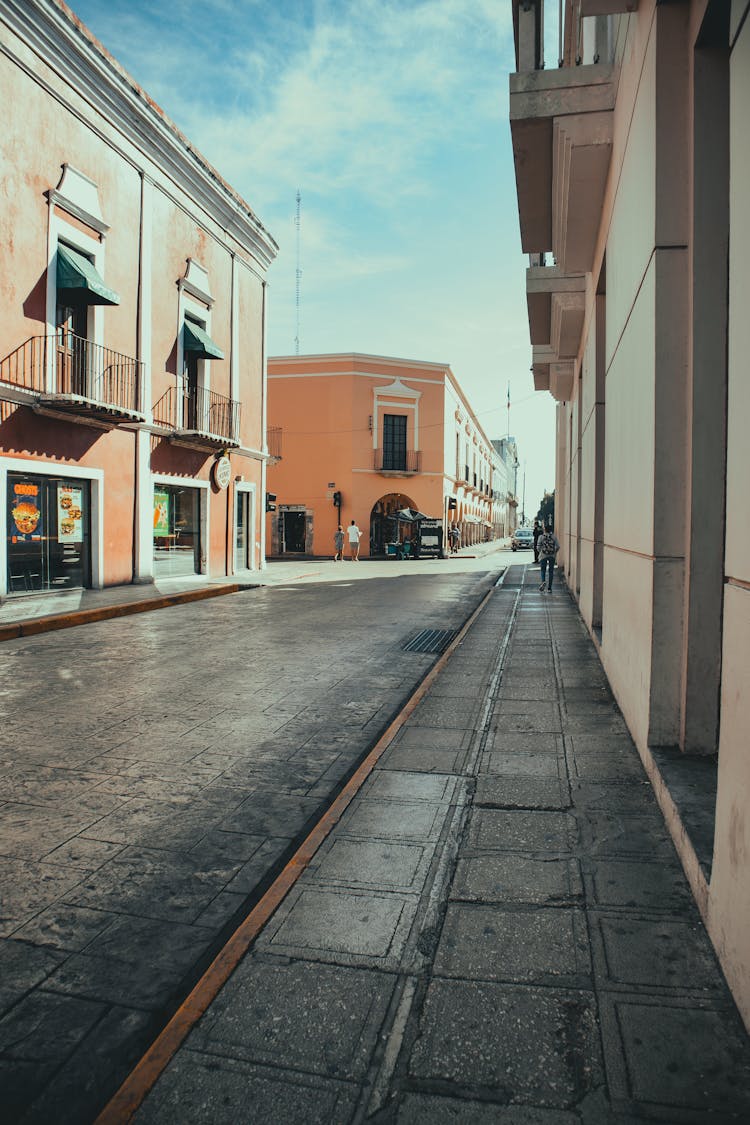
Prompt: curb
<box><xmin>0</xmin><ymin>583</ymin><xmax>258</xmax><ymax>643</ymax></box>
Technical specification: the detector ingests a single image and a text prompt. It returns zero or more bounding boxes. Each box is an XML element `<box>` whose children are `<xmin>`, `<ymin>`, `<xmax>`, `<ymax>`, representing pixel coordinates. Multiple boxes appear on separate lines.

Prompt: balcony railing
<box><xmin>0</xmin><ymin>336</ymin><xmax>47</xmax><ymax>393</ymax></box>
<box><xmin>267</xmin><ymin>425</ymin><xmax>282</xmax><ymax>461</ymax></box>
<box><xmin>373</xmin><ymin>449</ymin><xmax>422</xmax><ymax>474</ymax></box>
<box><xmin>1</xmin><ymin>333</ymin><xmax>143</xmax><ymax>418</ymax></box>
<box><xmin>513</xmin><ymin>1</ymin><xmax>619</xmax><ymax>73</ymax></box>
<box><xmin>153</xmin><ymin>383</ymin><xmax>240</xmax><ymax>447</ymax></box>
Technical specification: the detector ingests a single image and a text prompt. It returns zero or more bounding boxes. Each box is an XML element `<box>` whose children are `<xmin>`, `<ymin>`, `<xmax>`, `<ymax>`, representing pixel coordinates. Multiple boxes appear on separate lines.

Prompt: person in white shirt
<box><xmin>347</xmin><ymin>520</ymin><xmax>362</xmax><ymax>561</ymax></box>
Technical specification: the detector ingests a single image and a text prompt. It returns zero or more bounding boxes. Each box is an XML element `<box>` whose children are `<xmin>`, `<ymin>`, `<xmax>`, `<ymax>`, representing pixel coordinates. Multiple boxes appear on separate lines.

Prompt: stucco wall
<box><xmin>709</xmin><ymin>9</ymin><xmax>750</xmax><ymax>1030</ymax></box>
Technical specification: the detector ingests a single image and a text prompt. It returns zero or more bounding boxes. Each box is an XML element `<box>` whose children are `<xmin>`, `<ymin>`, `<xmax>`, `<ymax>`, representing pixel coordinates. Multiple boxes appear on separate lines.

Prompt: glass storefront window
<box><xmin>153</xmin><ymin>484</ymin><xmax>201</xmax><ymax>578</ymax></box>
<box><xmin>6</xmin><ymin>472</ymin><xmax>91</xmax><ymax>594</ymax></box>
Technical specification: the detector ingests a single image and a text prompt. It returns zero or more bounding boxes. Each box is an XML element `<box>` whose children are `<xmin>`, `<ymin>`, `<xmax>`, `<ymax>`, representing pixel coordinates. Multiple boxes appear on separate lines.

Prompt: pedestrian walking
<box><xmin>347</xmin><ymin>519</ymin><xmax>362</xmax><ymax>560</ymax></box>
<box><xmin>537</xmin><ymin>526</ymin><xmax>560</xmax><ymax>592</ymax></box>
<box><xmin>533</xmin><ymin>519</ymin><xmax>542</xmax><ymax>563</ymax></box>
<box><xmin>333</xmin><ymin>525</ymin><xmax>344</xmax><ymax>561</ymax></box>
<box><xmin>450</xmin><ymin>524</ymin><xmax>461</xmax><ymax>554</ymax></box>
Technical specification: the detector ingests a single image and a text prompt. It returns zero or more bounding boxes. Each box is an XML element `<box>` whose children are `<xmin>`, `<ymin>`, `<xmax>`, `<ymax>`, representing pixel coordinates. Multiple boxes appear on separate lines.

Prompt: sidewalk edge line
<box><xmin>93</xmin><ymin>579</ymin><xmax>499</xmax><ymax>1124</ymax></box>
<box><xmin>2</xmin><ymin>584</ymin><xmax>244</xmax><ymax>641</ymax></box>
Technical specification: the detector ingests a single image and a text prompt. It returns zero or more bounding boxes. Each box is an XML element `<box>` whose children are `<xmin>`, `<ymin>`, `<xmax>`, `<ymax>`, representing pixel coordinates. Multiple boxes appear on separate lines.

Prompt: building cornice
<box><xmin>1</xmin><ymin>0</ymin><xmax>278</xmax><ymax>270</ymax></box>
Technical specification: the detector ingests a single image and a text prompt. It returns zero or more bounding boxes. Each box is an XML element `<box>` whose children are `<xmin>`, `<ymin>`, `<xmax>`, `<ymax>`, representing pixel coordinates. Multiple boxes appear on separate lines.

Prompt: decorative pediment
<box><xmin>179</xmin><ymin>259</ymin><xmax>214</xmax><ymax>307</ymax></box>
<box><xmin>47</xmin><ymin>164</ymin><xmax>109</xmax><ymax>235</ymax></box>
<box><xmin>374</xmin><ymin>378</ymin><xmax>421</xmax><ymax>400</ymax></box>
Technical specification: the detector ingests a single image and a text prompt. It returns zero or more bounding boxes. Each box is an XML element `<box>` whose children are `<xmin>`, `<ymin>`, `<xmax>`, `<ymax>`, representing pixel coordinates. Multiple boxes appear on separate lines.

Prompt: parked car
<box><xmin>511</xmin><ymin>527</ymin><xmax>534</xmax><ymax>551</ymax></box>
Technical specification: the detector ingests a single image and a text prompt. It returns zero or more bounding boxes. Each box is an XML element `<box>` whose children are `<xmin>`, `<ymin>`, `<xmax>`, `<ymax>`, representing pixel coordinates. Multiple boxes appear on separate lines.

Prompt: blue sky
<box><xmin>72</xmin><ymin>0</ymin><xmax>556</xmax><ymax>516</ymax></box>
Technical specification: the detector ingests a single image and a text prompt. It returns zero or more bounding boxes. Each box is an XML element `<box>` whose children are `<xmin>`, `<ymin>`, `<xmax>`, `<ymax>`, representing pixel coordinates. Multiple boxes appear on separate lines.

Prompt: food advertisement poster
<box><xmin>58</xmin><ymin>486</ymin><xmax>83</xmax><ymax>543</ymax></box>
<box><xmin>10</xmin><ymin>481</ymin><xmax>42</xmax><ymax>540</ymax></box>
<box><xmin>153</xmin><ymin>491</ymin><xmax>170</xmax><ymax>535</ymax></box>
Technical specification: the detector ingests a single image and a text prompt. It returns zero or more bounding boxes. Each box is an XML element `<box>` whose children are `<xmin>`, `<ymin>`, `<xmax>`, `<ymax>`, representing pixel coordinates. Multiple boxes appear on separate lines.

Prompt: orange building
<box><xmin>267</xmin><ymin>353</ymin><xmax>515</xmax><ymax>559</ymax></box>
<box><xmin>0</xmin><ymin>1</ymin><xmax>276</xmax><ymax>601</ymax></box>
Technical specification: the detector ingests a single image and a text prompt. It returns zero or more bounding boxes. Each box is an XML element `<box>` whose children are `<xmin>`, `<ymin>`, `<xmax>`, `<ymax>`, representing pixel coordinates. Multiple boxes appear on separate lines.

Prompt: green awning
<box><xmin>183</xmin><ymin>320</ymin><xmax>224</xmax><ymax>360</ymax></box>
<box><xmin>56</xmin><ymin>244</ymin><xmax>120</xmax><ymax>306</ymax></box>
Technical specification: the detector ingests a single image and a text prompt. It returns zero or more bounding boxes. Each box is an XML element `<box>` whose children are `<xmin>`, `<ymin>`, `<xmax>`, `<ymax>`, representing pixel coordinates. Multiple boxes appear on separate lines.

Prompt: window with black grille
<box><xmin>383</xmin><ymin>414</ymin><xmax>407</xmax><ymax>471</ymax></box>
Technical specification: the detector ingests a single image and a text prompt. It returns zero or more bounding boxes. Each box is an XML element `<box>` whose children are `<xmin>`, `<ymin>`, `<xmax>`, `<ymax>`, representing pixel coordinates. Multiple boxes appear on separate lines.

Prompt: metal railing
<box><xmin>374</xmin><ymin>448</ymin><xmax>422</xmax><ymax>473</ymax></box>
<box><xmin>514</xmin><ymin>1</ymin><xmax>616</xmax><ymax>72</ymax></box>
<box><xmin>153</xmin><ymin>383</ymin><xmax>240</xmax><ymax>442</ymax></box>
<box><xmin>1</xmin><ymin>333</ymin><xmax>143</xmax><ymax>412</ymax></box>
<box><xmin>0</xmin><ymin>336</ymin><xmax>48</xmax><ymax>392</ymax></box>
<box><xmin>267</xmin><ymin>425</ymin><xmax>282</xmax><ymax>460</ymax></box>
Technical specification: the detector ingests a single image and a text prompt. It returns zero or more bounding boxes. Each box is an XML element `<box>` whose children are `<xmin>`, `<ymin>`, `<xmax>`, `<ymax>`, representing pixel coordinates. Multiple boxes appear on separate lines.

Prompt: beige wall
<box><xmin>709</xmin><ymin>5</ymin><xmax>750</xmax><ymax>1027</ymax></box>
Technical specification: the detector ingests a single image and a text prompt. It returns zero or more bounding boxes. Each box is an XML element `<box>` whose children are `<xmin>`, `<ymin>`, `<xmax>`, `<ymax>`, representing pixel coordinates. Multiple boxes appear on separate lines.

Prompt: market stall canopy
<box><xmin>395</xmin><ymin>508</ymin><xmax>430</xmax><ymax>522</ymax></box>
<box><xmin>183</xmin><ymin>320</ymin><xmax>224</xmax><ymax>360</ymax></box>
<box><xmin>56</xmin><ymin>244</ymin><xmax>120</xmax><ymax>306</ymax></box>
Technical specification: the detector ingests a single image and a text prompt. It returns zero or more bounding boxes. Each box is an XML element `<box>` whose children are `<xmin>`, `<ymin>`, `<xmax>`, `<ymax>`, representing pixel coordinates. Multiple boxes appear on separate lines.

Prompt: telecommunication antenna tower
<box><xmin>294</xmin><ymin>190</ymin><xmax>301</xmax><ymax>355</ymax></box>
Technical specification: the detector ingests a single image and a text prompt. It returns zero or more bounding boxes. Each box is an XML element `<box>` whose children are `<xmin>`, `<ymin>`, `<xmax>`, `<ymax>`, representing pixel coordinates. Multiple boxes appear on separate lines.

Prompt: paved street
<box><xmin>0</xmin><ymin>553</ymin><xmax>501</xmax><ymax>1123</ymax></box>
<box><xmin>3</xmin><ymin>553</ymin><xmax>750</xmax><ymax>1123</ymax></box>
<box><xmin>130</xmin><ymin>565</ymin><xmax>750</xmax><ymax>1124</ymax></box>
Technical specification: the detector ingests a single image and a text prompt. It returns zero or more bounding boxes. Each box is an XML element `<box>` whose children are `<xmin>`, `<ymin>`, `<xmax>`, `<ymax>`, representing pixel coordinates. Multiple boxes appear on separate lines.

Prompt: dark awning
<box><xmin>183</xmin><ymin>320</ymin><xmax>224</xmax><ymax>360</ymax></box>
<box><xmin>56</xmin><ymin>244</ymin><xmax>120</xmax><ymax>306</ymax></box>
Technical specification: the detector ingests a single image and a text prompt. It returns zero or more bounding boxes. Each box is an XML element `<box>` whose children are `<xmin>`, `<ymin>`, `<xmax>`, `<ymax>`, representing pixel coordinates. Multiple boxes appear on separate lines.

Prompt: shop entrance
<box><xmin>7</xmin><ymin>472</ymin><xmax>91</xmax><ymax>595</ymax></box>
<box><xmin>153</xmin><ymin>484</ymin><xmax>201</xmax><ymax>578</ymax></box>
<box><xmin>283</xmin><ymin>511</ymin><xmax>306</xmax><ymax>553</ymax></box>
<box><xmin>234</xmin><ymin>490</ymin><xmax>254</xmax><ymax>571</ymax></box>
<box><xmin>370</xmin><ymin>492</ymin><xmax>417</xmax><ymax>555</ymax></box>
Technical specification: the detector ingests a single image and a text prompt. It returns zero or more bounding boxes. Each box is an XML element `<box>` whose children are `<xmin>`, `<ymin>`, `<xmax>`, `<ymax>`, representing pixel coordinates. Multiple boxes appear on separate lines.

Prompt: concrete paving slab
<box><xmin>408</xmin><ymin>978</ymin><xmax>603</xmax><ymax>1107</ymax></box>
<box><xmin>188</xmin><ymin>956</ymin><xmax>396</xmax><ymax>1081</ymax></box>
<box><xmin>255</xmin><ymin>885</ymin><xmax>419</xmax><ymax>968</ymax></box>
<box><xmin>580</xmin><ymin>810</ymin><xmax>676</xmax><ymax>859</ymax></box>
<box><xmin>307</xmin><ymin>836</ymin><xmax>432</xmax><ymax>893</ymax></box>
<box><xmin>473</xmin><ymin>776</ymin><xmax>571</xmax><ymax>809</ymax></box>
<box><xmin>599</xmin><ymin>994</ymin><xmax>750</xmax><ymax>1118</ymax></box>
<box><xmin>433</xmin><ymin>903</ymin><xmax>592</xmax><ymax>986</ymax></box>
<box><xmin>451</xmin><ymin>854</ymin><xmax>583</xmax><ymax>905</ymax></box>
<box><xmin>0</xmin><ymin>858</ymin><xmax>87</xmax><ymax>936</ymax></box>
<box><xmin>12</xmin><ymin>903</ymin><xmax>117</xmax><ymax>953</ymax></box>
<box><xmin>486</xmin><ymin>731</ymin><xmax>561</xmax><ymax>755</ymax></box>
<box><xmin>364</xmin><ymin>770</ymin><xmax>457</xmax><ymax>802</ymax></box>
<box><xmin>585</xmin><ymin>859</ymin><xmax>696</xmax><ymax>913</ymax></box>
<box><xmin>467</xmin><ymin>808</ymin><xmax>577</xmax><ymax>853</ymax></box>
<box><xmin>481</xmin><ymin>751</ymin><xmax>563</xmax><ymax>778</ymax></box>
<box><xmin>0</xmin><ymin>990</ymin><xmax>105</xmax><ymax>1118</ymax></box>
<box><xmin>589</xmin><ymin>913</ymin><xmax>728</xmax><ymax>995</ymax></box>
<box><xmin>396</xmin><ymin>1094</ymin><xmax>579</xmax><ymax>1123</ymax></box>
<box><xmin>337</xmin><ymin>797</ymin><xmax>446</xmax><ymax>842</ymax></box>
<box><xmin>380</xmin><ymin>746</ymin><xmax>467</xmax><ymax>773</ymax></box>
<box><xmin>136</xmin><ymin>1051</ymin><xmax>361</xmax><ymax>1125</ymax></box>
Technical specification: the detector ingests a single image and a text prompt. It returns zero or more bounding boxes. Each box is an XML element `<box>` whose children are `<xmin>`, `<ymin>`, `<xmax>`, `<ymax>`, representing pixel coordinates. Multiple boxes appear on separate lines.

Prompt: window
<box><xmin>181</xmin><ymin>315</ymin><xmax>224</xmax><ymax>432</ymax></box>
<box><xmin>383</xmin><ymin>414</ymin><xmax>407</xmax><ymax>471</ymax></box>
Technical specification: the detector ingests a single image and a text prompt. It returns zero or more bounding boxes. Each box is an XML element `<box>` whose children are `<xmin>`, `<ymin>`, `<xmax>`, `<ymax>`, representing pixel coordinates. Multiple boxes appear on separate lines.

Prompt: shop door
<box><xmin>283</xmin><ymin>511</ymin><xmax>306</xmax><ymax>553</ymax></box>
<box><xmin>7</xmin><ymin>473</ymin><xmax>91</xmax><ymax>594</ymax></box>
<box><xmin>234</xmin><ymin>491</ymin><xmax>253</xmax><ymax>571</ymax></box>
<box><xmin>153</xmin><ymin>485</ymin><xmax>201</xmax><ymax>578</ymax></box>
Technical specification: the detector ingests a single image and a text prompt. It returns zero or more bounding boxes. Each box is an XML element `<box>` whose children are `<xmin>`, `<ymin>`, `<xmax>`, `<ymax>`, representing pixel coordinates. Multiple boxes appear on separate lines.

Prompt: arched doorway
<box><xmin>370</xmin><ymin>492</ymin><xmax>417</xmax><ymax>555</ymax></box>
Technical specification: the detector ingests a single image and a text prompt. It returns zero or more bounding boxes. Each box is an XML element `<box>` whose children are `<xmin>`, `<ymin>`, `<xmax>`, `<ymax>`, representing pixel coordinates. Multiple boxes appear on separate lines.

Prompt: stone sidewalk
<box><xmin>132</xmin><ymin>565</ymin><xmax>750</xmax><ymax>1124</ymax></box>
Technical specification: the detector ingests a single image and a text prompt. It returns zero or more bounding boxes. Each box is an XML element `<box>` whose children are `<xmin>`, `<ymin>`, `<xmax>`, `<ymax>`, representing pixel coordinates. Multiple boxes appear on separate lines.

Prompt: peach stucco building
<box><xmin>511</xmin><ymin>0</ymin><xmax>750</xmax><ymax>1027</ymax></box>
<box><xmin>0</xmin><ymin>0</ymin><xmax>277</xmax><ymax>600</ymax></box>
<box><xmin>266</xmin><ymin>353</ymin><xmax>516</xmax><ymax>559</ymax></box>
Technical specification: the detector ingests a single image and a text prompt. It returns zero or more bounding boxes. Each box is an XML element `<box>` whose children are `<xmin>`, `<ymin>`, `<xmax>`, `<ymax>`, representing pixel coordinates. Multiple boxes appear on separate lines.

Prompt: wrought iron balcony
<box><xmin>0</xmin><ymin>333</ymin><xmax>144</xmax><ymax>422</ymax></box>
<box><xmin>373</xmin><ymin>448</ymin><xmax>421</xmax><ymax>474</ymax></box>
<box><xmin>267</xmin><ymin>425</ymin><xmax>283</xmax><ymax>462</ymax></box>
<box><xmin>153</xmin><ymin>383</ymin><xmax>241</xmax><ymax>449</ymax></box>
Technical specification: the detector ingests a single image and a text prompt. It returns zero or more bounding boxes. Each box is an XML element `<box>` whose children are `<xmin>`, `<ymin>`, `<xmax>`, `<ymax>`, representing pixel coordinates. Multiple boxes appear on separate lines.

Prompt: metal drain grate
<box><xmin>402</xmin><ymin>628</ymin><xmax>458</xmax><ymax>654</ymax></box>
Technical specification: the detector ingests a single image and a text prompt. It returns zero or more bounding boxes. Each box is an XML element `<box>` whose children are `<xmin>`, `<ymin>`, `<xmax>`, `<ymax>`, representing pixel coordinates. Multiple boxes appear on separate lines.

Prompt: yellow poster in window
<box><xmin>153</xmin><ymin>490</ymin><xmax>170</xmax><ymax>535</ymax></box>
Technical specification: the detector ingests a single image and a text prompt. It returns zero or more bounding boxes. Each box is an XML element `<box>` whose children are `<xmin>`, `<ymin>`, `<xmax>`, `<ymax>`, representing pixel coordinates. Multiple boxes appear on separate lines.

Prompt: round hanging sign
<box><xmin>213</xmin><ymin>455</ymin><xmax>232</xmax><ymax>490</ymax></box>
